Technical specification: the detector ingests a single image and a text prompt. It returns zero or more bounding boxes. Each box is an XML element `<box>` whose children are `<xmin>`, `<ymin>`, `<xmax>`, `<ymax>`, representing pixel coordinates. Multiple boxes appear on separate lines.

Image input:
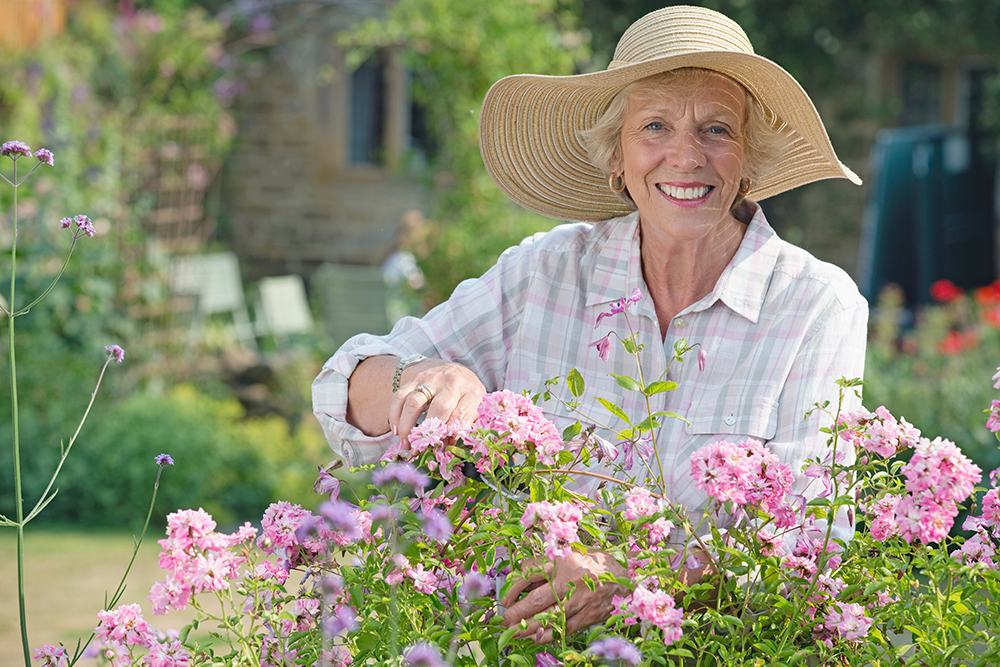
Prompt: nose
<box><xmin>665</xmin><ymin>130</ymin><xmax>706</xmax><ymax>171</ymax></box>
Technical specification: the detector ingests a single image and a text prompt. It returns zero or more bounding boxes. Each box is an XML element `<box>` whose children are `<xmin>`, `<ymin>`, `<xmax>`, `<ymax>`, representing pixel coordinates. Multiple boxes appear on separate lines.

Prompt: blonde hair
<box><xmin>581</xmin><ymin>68</ymin><xmax>789</xmax><ymax>209</ymax></box>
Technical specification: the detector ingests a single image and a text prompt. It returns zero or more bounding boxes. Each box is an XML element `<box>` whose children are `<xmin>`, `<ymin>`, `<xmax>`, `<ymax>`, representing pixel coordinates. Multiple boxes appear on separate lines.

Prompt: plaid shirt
<box><xmin>313</xmin><ymin>204</ymin><xmax>868</xmax><ymax>519</ymax></box>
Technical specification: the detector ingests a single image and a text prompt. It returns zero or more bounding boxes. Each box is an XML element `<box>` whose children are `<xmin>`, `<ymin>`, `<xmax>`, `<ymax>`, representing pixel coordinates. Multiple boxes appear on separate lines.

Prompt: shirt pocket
<box><xmin>684</xmin><ymin>394</ymin><xmax>779</xmax><ymax>442</ymax></box>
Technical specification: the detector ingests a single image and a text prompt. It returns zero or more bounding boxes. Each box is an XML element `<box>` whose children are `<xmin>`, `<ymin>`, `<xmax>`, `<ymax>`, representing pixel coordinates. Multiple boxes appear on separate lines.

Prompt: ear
<box><xmin>609</xmin><ymin>145</ymin><xmax>623</xmax><ymax>175</ymax></box>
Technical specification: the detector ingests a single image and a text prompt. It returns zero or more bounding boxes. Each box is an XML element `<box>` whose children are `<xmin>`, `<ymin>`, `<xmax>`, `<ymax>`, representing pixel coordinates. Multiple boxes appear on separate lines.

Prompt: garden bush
<box><xmin>0</xmin><ymin>380</ymin><xmax>329</xmax><ymax>531</ymax></box>
<box><xmin>864</xmin><ymin>281</ymin><xmax>1000</xmax><ymax>476</ymax></box>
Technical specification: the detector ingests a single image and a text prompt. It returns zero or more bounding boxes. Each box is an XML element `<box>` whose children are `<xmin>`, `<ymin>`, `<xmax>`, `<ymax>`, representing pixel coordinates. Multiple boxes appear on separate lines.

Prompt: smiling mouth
<box><xmin>657</xmin><ymin>184</ymin><xmax>712</xmax><ymax>200</ymax></box>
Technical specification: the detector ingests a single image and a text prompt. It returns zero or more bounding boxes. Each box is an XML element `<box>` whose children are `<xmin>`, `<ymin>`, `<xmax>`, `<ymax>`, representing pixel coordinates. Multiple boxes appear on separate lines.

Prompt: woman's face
<box><xmin>615</xmin><ymin>72</ymin><xmax>747</xmax><ymax>243</ymax></box>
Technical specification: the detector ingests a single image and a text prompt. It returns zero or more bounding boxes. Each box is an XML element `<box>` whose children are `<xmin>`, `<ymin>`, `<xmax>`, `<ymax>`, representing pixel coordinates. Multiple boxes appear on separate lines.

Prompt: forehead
<box><xmin>625</xmin><ymin>71</ymin><xmax>747</xmax><ymax>122</ymax></box>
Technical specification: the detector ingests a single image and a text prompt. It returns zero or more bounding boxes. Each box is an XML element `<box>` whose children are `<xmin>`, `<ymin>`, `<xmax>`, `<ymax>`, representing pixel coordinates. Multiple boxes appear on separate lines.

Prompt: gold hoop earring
<box><xmin>609</xmin><ymin>172</ymin><xmax>626</xmax><ymax>194</ymax></box>
<box><xmin>738</xmin><ymin>177</ymin><xmax>752</xmax><ymax>196</ymax></box>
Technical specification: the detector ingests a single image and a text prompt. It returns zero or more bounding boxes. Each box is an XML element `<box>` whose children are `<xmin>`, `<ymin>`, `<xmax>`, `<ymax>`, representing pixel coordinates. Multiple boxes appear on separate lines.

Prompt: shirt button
<box><xmin>674</xmin><ymin>318</ymin><xmax>685</xmax><ymax>328</ymax></box>
<box><xmin>725</xmin><ymin>415</ymin><xmax>736</xmax><ymax>426</ymax></box>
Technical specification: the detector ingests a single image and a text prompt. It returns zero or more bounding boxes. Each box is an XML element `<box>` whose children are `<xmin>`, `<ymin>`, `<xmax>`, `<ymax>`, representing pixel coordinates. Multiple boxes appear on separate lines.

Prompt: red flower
<box><xmin>936</xmin><ymin>329</ymin><xmax>979</xmax><ymax>355</ymax></box>
<box><xmin>930</xmin><ymin>279</ymin><xmax>964</xmax><ymax>303</ymax></box>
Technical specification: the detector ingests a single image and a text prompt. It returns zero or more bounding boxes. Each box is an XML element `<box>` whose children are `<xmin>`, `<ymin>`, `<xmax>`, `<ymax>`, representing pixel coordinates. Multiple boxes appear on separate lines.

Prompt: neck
<box><xmin>639</xmin><ymin>212</ymin><xmax>747</xmax><ymax>340</ymax></box>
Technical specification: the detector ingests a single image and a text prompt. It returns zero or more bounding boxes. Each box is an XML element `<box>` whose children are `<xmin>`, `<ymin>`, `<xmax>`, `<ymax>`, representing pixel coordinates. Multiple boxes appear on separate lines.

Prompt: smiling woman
<box><xmin>314</xmin><ymin>3</ymin><xmax>869</xmax><ymax>645</ymax></box>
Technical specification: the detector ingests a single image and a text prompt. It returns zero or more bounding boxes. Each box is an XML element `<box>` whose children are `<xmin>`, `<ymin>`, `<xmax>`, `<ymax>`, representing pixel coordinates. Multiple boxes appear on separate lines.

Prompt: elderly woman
<box><xmin>313</xmin><ymin>5</ymin><xmax>867</xmax><ymax>642</ymax></box>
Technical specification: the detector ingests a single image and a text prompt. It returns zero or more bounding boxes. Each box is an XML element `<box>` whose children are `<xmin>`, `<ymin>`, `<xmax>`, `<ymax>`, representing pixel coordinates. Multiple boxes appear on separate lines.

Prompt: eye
<box><xmin>645</xmin><ymin>121</ymin><xmax>664</xmax><ymax>131</ymax></box>
<box><xmin>707</xmin><ymin>125</ymin><xmax>729</xmax><ymax>135</ymax></box>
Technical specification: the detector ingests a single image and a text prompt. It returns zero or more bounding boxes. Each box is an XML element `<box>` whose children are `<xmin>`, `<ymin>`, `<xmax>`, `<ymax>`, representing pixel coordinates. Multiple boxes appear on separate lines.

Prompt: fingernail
<box><xmin>391</xmin><ymin>424</ymin><xmax>398</xmax><ymax>436</ymax></box>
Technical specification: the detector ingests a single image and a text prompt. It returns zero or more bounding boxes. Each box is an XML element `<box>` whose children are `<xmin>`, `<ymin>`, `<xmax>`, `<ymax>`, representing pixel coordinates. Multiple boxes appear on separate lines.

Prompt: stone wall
<box><xmin>221</xmin><ymin>1</ymin><xmax>428</xmax><ymax>283</ymax></box>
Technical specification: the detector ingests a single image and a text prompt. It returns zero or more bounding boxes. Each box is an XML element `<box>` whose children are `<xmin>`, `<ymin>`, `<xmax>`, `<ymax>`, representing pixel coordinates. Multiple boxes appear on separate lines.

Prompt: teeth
<box><xmin>658</xmin><ymin>184</ymin><xmax>711</xmax><ymax>200</ymax></box>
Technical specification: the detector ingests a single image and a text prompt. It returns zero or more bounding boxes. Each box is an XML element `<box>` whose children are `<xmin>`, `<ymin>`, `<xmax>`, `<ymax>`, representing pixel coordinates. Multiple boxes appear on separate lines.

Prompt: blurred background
<box><xmin>1</xmin><ymin>0</ymin><xmax>1000</xmax><ymax>653</ymax></box>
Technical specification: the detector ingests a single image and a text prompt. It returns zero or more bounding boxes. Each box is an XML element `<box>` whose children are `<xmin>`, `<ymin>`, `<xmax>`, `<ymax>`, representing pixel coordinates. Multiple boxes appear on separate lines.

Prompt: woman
<box><xmin>314</xmin><ymin>5</ymin><xmax>867</xmax><ymax>642</ymax></box>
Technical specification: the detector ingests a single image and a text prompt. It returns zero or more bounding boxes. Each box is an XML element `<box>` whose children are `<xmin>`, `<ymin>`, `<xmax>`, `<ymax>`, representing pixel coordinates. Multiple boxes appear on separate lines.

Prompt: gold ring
<box><xmin>415</xmin><ymin>384</ymin><xmax>435</xmax><ymax>405</ymax></box>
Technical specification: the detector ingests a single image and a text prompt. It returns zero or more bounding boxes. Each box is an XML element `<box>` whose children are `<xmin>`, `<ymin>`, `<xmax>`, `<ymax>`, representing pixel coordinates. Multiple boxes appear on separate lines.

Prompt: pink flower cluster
<box><xmin>838</xmin><ymin>405</ymin><xmax>921</xmax><ymax>458</ymax></box>
<box><xmin>466</xmin><ymin>390</ymin><xmax>564</xmax><ymax>468</ymax></box>
<box><xmin>690</xmin><ymin>438</ymin><xmax>793</xmax><ymax>511</ymax></box>
<box><xmin>149</xmin><ymin>508</ymin><xmax>257</xmax><ymax>614</ymax></box>
<box><xmin>91</xmin><ymin>603</ymin><xmax>191</xmax><ymax>667</ymax></box>
<box><xmin>819</xmin><ymin>601</ymin><xmax>872</xmax><ymax>647</ymax></box>
<box><xmin>521</xmin><ymin>500</ymin><xmax>584</xmax><ymax>560</ymax></box>
<box><xmin>385</xmin><ymin>417</ymin><xmax>466</xmax><ymax>482</ymax></box>
<box><xmin>953</xmin><ymin>474</ymin><xmax>1000</xmax><ymax>568</ymax></box>
<box><xmin>987</xmin><ymin>400</ymin><xmax>1000</xmax><ymax>433</ymax></box>
<box><xmin>32</xmin><ymin>644</ymin><xmax>68</xmax><ymax>667</ymax></box>
<box><xmin>383</xmin><ymin>390</ymin><xmax>564</xmax><ymax>479</ymax></box>
<box><xmin>612</xmin><ymin>584</ymin><xmax>683</xmax><ymax>644</ymax></box>
<box><xmin>895</xmin><ymin>437</ymin><xmax>982</xmax><ymax>544</ymax></box>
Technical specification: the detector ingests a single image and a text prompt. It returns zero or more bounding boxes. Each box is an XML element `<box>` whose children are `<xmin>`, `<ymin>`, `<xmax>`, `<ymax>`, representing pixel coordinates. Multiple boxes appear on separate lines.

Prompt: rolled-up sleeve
<box><xmin>311</xmin><ymin>231</ymin><xmax>545</xmax><ymax>466</ymax></box>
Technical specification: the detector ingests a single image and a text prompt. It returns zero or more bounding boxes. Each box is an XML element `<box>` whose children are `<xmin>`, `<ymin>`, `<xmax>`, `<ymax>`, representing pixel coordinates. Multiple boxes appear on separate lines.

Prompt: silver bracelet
<box><xmin>392</xmin><ymin>354</ymin><xmax>426</xmax><ymax>393</ymax></box>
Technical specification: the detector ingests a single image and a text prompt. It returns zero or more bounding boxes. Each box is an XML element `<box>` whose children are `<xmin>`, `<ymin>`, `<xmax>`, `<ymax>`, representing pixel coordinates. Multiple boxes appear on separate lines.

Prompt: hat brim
<box><xmin>479</xmin><ymin>51</ymin><xmax>861</xmax><ymax>223</ymax></box>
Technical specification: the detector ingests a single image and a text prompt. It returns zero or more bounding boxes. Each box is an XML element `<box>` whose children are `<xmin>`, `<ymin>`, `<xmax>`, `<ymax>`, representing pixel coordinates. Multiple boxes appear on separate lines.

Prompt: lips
<box><xmin>656</xmin><ymin>184</ymin><xmax>712</xmax><ymax>200</ymax></box>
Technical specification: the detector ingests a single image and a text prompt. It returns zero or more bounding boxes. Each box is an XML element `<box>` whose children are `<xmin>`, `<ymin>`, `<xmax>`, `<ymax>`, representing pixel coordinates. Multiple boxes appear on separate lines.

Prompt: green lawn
<box><xmin>0</xmin><ymin>527</ymin><xmax>199</xmax><ymax>665</ymax></box>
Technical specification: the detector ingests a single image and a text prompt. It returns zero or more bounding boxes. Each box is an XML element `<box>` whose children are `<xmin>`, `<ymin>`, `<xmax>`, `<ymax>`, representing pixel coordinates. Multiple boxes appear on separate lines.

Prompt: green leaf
<box><xmin>561</xmin><ymin>421</ymin><xmax>582</xmax><ymax>441</ymax></box>
<box><xmin>634</xmin><ymin>416</ymin><xmax>660</xmax><ymax>432</ymax></box>
<box><xmin>498</xmin><ymin>625</ymin><xmax>519</xmax><ymax>651</ymax></box>
<box><xmin>609</xmin><ymin>373</ymin><xmax>642</xmax><ymax>391</ymax></box>
<box><xmin>673</xmin><ymin>337</ymin><xmax>689</xmax><ymax>356</ymax></box>
<box><xmin>567</xmin><ymin>368</ymin><xmax>585</xmax><ymax>397</ymax></box>
<box><xmin>643</xmin><ymin>380</ymin><xmax>678</xmax><ymax>396</ymax></box>
<box><xmin>596</xmin><ymin>397</ymin><xmax>632</xmax><ymax>425</ymax></box>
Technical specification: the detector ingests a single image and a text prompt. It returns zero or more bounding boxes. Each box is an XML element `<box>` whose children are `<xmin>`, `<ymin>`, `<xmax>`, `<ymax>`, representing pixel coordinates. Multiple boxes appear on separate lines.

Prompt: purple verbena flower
<box><xmin>1</xmin><ymin>140</ymin><xmax>32</xmax><ymax>159</ymax></box>
<box><xmin>59</xmin><ymin>217</ymin><xmax>72</xmax><ymax>229</ymax></box>
<box><xmin>404</xmin><ymin>642</ymin><xmax>449</xmax><ymax>667</ymax></box>
<box><xmin>319</xmin><ymin>500</ymin><xmax>362</xmax><ymax>541</ymax></box>
<box><xmin>74</xmin><ymin>214</ymin><xmax>95</xmax><ymax>237</ymax></box>
<box><xmin>105</xmin><ymin>345</ymin><xmax>125</xmax><ymax>363</ymax></box>
<box><xmin>588</xmin><ymin>637</ymin><xmax>642</xmax><ymax>665</ymax></box>
<box><xmin>323</xmin><ymin>604</ymin><xmax>358</xmax><ymax>636</ymax></box>
<box><xmin>34</xmin><ymin>148</ymin><xmax>54</xmax><ymax>166</ymax></box>
<box><xmin>459</xmin><ymin>570</ymin><xmax>493</xmax><ymax>602</ymax></box>
<box><xmin>371</xmin><ymin>462</ymin><xmax>430</xmax><ymax>490</ymax></box>
<box><xmin>421</xmin><ymin>508</ymin><xmax>453</xmax><ymax>542</ymax></box>
<box><xmin>155</xmin><ymin>453</ymin><xmax>174</xmax><ymax>466</ymax></box>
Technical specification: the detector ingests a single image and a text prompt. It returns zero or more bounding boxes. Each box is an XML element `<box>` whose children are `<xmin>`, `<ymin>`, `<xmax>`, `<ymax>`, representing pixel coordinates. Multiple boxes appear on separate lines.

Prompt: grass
<box><xmin>0</xmin><ymin>525</ymin><xmax>199</xmax><ymax>665</ymax></box>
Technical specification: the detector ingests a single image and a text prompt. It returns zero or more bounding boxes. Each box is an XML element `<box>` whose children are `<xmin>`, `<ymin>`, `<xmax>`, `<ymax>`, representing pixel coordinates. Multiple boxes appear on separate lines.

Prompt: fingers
<box><xmin>500</xmin><ymin>559</ymin><xmax>547</xmax><ymax>608</ymax></box>
<box><xmin>389</xmin><ymin>359</ymin><xmax>486</xmax><ymax>443</ymax></box>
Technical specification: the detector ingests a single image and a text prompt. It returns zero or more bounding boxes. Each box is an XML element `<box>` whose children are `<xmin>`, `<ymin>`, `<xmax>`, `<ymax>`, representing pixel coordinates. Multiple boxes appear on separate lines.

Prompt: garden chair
<box><xmin>169</xmin><ymin>251</ymin><xmax>257</xmax><ymax>349</ymax></box>
<box><xmin>254</xmin><ymin>274</ymin><xmax>315</xmax><ymax>345</ymax></box>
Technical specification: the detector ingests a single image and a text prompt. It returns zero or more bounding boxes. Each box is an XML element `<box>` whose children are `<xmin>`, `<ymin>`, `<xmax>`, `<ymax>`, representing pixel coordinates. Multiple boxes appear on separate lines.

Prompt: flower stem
<box><xmin>26</xmin><ymin>358</ymin><xmax>114</xmax><ymax>522</ymax></box>
<box><xmin>7</xmin><ymin>163</ymin><xmax>32</xmax><ymax>667</ymax></box>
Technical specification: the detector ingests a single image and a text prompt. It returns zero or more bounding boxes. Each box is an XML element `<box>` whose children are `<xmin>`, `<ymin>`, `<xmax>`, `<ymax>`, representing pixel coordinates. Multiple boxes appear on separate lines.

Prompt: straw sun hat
<box><xmin>479</xmin><ymin>5</ymin><xmax>862</xmax><ymax>223</ymax></box>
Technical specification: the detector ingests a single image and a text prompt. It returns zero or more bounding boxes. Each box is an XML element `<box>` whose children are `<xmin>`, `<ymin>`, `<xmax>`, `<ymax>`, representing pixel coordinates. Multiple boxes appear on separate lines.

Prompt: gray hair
<box><xmin>581</xmin><ymin>68</ymin><xmax>789</xmax><ymax>209</ymax></box>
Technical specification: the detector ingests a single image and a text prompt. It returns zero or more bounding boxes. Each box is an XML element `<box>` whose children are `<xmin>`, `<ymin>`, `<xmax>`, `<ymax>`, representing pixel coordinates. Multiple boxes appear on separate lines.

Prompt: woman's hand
<box><xmin>391</xmin><ymin>358</ymin><xmax>486</xmax><ymax>445</ymax></box>
<box><xmin>500</xmin><ymin>550</ymin><xmax>628</xmax><ymax>644</ymax></box>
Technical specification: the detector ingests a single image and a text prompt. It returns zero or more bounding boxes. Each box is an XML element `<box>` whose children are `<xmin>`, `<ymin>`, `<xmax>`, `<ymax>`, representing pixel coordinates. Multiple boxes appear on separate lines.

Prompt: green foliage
<box><xmin>0</xmin><ymin>382</ymin><xmax>328</xmax><ymax>530</ymax></box>
<box><xmin>0</xmin><ymin>1</ymin><xmax>231</xmax><ymax>226</ymax></box>
<box><xmin>864</xmin><ymin>285</ymin><xmax>1000</xmax><ymax>476</ymax></box>
<box><xmin>346</xmin><ymin>0</ymin><xmax>589</xmax><ymax>302</ymax></box>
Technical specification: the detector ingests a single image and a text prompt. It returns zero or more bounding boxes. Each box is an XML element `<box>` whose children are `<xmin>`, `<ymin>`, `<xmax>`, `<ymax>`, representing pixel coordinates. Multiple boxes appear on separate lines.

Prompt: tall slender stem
<box><xmin>8</xmin><ymin>161</ymin><xmax>31</xmax><ymax>667</ymax></box>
